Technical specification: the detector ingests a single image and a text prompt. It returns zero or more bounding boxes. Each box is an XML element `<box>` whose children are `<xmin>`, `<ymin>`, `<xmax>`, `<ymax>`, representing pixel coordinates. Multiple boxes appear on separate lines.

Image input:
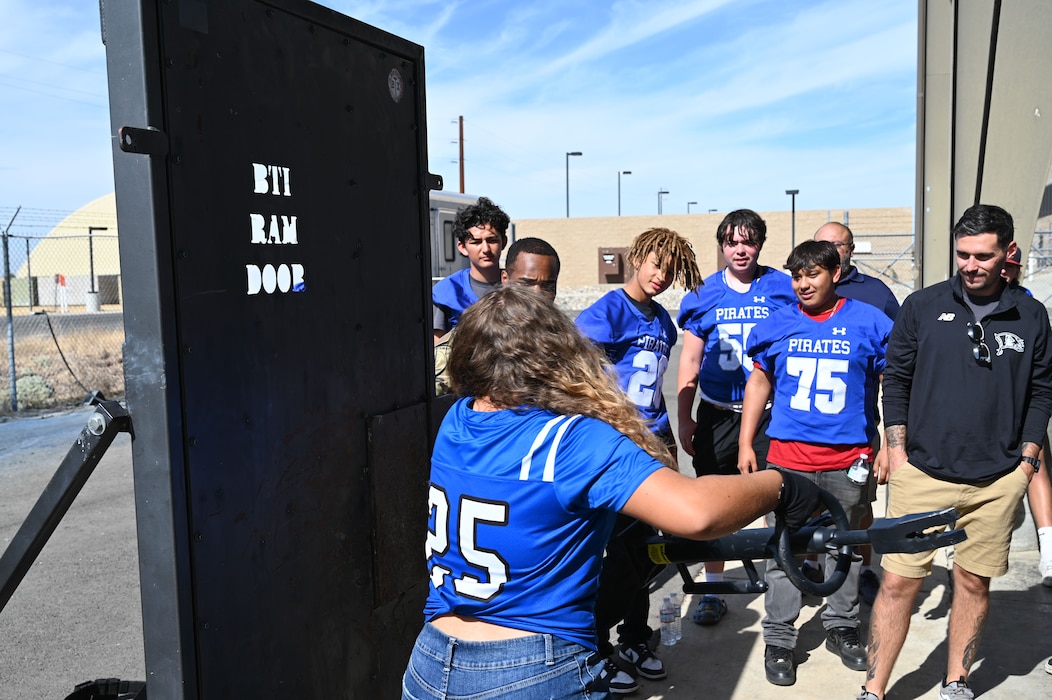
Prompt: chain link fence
<box><xmin>1</xmin><ymin>230</ymin><xmax>124</xmax><ymax>415</ymax></box>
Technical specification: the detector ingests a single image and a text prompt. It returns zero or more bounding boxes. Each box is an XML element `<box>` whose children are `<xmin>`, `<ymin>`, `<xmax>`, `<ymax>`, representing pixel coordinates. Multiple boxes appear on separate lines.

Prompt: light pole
<box><xmin>87</xmin><ymin>226</ymin><xmax>108</xmax><ymax>293</ymax></box>
<box><xmin>657</xmin><ymin>189</ymin><xmax>668</xmax><ymax>215</ymax></box>
<box><xmin>618</xmin><ymin>170</ymin><xmax>632</xmax><ymax>216</ymax></box>
<box><xmin>687</xmin><ymin>201</ymin><xmax>698</xmax><ymax>214</ymax></box>
<box><xmin>708</xmin><ymin>208</ymin><xmax>717</xmax><ymax>213</ymax></box>
<box><xmin>785</xmin><ymin>190</ymin><xmax>799</xmax><ymax>248</ymax></box>
<box><xmin>566</xmin><ymin>151</ymin><xmax>582</xmax><ymax>217</ymax></box>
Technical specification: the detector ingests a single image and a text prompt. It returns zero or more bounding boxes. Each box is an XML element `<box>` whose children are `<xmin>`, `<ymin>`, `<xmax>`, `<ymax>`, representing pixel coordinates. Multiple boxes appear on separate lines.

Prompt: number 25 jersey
<box><xmin>423</xmin><ymin>398</ymin><xmax>664</xmax><ymax>650</ymax></box>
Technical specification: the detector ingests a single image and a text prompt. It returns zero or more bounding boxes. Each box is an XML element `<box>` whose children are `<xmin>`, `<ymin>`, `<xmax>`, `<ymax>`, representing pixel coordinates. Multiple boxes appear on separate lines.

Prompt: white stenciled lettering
<box><xmin>249</xmin><ymin>213</ymin><xmax>298</xmax><ymax>244</ymax></box>
<box><xmin>252</xmin><ymin>162</ymin><xmax>292</xmax><ymax>196</ymax></box>
<box><xmin>246</xmin><ymin>263</ymin><xmax>305</xmax><ymax>295</ymax></box>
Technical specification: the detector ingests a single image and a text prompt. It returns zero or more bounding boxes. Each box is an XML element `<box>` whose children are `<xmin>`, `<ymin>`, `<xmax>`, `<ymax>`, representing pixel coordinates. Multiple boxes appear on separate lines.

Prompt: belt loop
<box><xmin>544</xmin><ymin>634</ymin><xmax>556</xmax><ymax>665</ymax></box>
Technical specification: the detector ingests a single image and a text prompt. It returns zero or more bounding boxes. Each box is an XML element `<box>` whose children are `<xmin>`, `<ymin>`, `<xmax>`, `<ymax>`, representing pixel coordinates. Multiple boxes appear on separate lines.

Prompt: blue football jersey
<box><xmin>747</xmin><ymin>299</ymin><xmax>893</xmax><ymax>446</ymax></box>
<box><xmin>677</xmin><ymin>267</ymin><xmax>796</xmax><ymax>407</ymax></box>
<box><xmin>423</xmin><ymin>398</ymin><xmax>665</xmax><ymax>650</ymax></box>
<box><xmin>576</xmin><ymin>290</ymin><xmax>677</xmax><ymax>435</ymax></box>
<box><xmin>432</xmin><ymin>268</ymin><xmax>477</xmax><ymax>329</ymax></box>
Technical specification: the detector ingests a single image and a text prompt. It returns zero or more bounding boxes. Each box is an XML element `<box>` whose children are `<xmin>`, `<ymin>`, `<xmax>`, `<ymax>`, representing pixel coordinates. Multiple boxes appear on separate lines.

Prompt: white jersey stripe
<box><xmin>543</xmin><ymin>415</ymin><xmax>582</xmax><ymax>482</ymax></box>
<box><xmin>520</xmin><ymin>416</ymin><xmax>567</xmax><ymax>480</ymax></box>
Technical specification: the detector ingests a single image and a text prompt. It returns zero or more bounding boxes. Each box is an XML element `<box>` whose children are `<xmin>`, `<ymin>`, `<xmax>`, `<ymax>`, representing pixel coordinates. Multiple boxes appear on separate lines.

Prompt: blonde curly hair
<box><xmin>625</xmin><ymin>227</ymin><xmax>702</xmax><ymax>291</ymax></box>
<box><xmin>448</xmin><ymin>286</ymin><xmax>676</xmax><ymax>469</ymax></box>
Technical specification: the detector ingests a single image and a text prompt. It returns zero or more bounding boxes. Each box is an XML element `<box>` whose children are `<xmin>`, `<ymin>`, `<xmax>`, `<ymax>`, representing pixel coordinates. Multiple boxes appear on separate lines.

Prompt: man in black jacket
<box><xmin>857</xmin><ymin>204</ymin><xmax>1052</xmax><ymax>700</ymax></box>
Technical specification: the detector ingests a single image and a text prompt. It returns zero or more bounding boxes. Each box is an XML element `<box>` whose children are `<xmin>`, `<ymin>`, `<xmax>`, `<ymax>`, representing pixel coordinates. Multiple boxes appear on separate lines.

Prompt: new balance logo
<box><xmin>832</xmin><ymin>327</ymin><xmax>847</xmax><ymax>335</ymax></box>
<box><xmin>754</xmin><ymin>296</ymin><xmax>766</xmax><ymax>303</ymax></box>
<box><xmin>937</xmin><ymin>313</ymin><xmax>955</xmax><ymax>322</ymax></box>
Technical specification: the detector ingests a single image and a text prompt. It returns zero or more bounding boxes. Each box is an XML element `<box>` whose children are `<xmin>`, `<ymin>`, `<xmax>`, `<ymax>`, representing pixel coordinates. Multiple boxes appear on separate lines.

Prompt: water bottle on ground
<box><xmin>668</xmin><ymin>591</ymin><xmax>682</xmax><ymax>641</ymax></box>
<box><xmin>659</xmin><ymin>595</ymin><xmax>677</xmax><ymax>646</ymax></box>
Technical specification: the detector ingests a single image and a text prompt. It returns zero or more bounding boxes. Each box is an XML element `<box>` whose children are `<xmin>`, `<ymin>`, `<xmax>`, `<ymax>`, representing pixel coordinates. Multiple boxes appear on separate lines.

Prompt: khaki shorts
<box><xmin>881</xmin><ymin>462</ymin><xmax>1030</xmax><ymax>579</ymax></box>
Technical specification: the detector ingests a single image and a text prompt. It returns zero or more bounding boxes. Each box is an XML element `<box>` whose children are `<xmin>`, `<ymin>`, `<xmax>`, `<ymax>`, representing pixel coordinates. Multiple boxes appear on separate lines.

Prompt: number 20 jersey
<box><xmin>575</xmin><ymin>290</ymin><xmax>677</xmax><ymax>434</ymax></box>
<box><xmin>677</xmin><ymin>267</ymin><xmax>796</xmax><ymax>407</ymax></box>
<box><xmin>423</xmin><ymin>398</ymin><xmax>664</xmax><ymax>649</ymax></box>
<box><xmin>747</xmin><ymin>299</ymin><xmax>893</xmax><ymax>446</ymax></box>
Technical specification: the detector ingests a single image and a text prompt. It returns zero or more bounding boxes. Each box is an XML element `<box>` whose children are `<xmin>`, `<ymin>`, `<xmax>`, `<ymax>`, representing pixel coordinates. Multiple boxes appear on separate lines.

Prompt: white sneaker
<box><xmin>938</xmin><ymin>677</ymin><xmax>973</xmax><ymax>700</ymax></box>
<box><xmin>1040</xmin><ymin>559</ymin><xmax>1052</xmax><ymax>588</ymax></box>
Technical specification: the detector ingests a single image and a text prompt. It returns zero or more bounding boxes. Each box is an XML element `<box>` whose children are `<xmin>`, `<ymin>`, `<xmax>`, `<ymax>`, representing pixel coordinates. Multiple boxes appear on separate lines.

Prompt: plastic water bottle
<box><xmin>847</xmin><ymin>454</ymin><xmax>870</xmax><ymax>485</ymax></box>
<box><xmin>668</xmin><ymin>591</ymin><xmax>682</xmax><ymax>641</ymax></box>
<box><xmin>659</xmin><ymin>595</ymin><xmax>677</xmax><ymax>646</ymax></box>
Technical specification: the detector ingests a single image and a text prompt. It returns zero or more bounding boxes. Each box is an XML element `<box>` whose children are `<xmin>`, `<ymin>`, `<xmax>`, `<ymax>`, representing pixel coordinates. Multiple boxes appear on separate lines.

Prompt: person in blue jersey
<box><xmin>434</xmin><ymin>237</ymin><xmax>561</xmax><ymax>396</ymax></box>
<box><xmin>576</xmin><ymin>227</ymin><xmax>702</xmax><ymax>694</ymax></box>
<box><xmin>738</xmin><ymin>240</ymin><xmax>893</xmax><ymax>687</ymax></box>
<box><xmin>675</xmin><ymin>209</ymin><xmax>796</xmax><ymax>625</ymax></box>
<box><xmin>402</xmin><ymin>286</ymin><xmax>823</xmax><ymax>700</ymax></box>
<box><xmin>814</xmin><ymin>222</ymin><xmax>901</xmax><ymax>606</ymax></box>
<box><xmin>432</xmin><ymin>196</ymin><xmax>510</xmax><ymax>342</ymax></box>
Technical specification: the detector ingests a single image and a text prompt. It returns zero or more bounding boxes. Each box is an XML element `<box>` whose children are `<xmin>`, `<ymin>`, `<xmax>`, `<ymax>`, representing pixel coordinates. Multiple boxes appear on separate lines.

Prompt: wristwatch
<box><xmin>1020</xmin><ymin>455</ymin><xmax>1041</xmax><ymax>472</ymax></box>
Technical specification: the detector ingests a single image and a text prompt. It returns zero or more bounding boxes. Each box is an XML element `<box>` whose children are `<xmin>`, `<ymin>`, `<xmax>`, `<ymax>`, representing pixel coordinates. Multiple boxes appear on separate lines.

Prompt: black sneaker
<box><xmin>617</xmin><ymin>643</ymin><xmax>666</xmax><ymax>680</ymax></box>
<box><xmin>591</xmin><ymin>656</ymin><xmax>638</xmax><ymax>695</ymax></box>
<box><xmin>764</xmin><ymin>644</ymin><xmax>796</xmax><ymax>686</ymax></box>
<box><xmin>826</xmin><ymin>626</ymin><xmax>868</xmax><ymax>671</ymax></box>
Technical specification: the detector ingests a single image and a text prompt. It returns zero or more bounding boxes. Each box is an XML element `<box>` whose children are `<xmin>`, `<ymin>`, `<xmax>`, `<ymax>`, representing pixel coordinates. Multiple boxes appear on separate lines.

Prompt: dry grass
<box><xmin>0</xmin><ymin>327</ymin><xmax>125</xmax><ymax>414</ymax></box>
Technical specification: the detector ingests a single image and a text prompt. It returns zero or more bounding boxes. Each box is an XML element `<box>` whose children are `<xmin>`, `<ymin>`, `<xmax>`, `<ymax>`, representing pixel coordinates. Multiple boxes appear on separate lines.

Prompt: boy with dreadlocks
<box><xmin>576</xmin><ymin>227</ymin><xmax>702</xmax><ymax>695</ymax></box>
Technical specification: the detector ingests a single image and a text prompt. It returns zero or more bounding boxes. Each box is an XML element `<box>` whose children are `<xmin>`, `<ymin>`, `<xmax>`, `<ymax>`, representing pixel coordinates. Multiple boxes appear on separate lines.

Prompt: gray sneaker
<box><xmin>855</xmin><ymin>688</ymin><xmax>880</xmax><ymax>700</ymax></box>
<box><xmin>938</xmin><ymin>677</ymin><xmax>973</xmax><ymax>700</ymax></box>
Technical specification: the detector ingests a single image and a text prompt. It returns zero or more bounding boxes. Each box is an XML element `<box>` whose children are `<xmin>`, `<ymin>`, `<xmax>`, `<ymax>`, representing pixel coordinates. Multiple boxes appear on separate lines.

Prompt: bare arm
<box><xmin>621</xmin><ymin>467</ymin><xmax>783</xmax><ymax>539</ymax></box>
<box><xmin>738</xmin><ymin>366</ymin><xmax>773</xmax><ymax>474</ymax></box>
<box><xmin>884</xmin><ymin>424</ymin><xmax>907</xmax><ymax>482</ymax></box>
<box><xmin>676</xmin><ymin>330</ymin><xmax>704</xmax><ymax>456</ymax></box>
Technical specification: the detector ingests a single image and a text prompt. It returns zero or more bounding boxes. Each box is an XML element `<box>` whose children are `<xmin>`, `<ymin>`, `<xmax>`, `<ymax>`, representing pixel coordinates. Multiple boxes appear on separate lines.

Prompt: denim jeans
<box><xmin>402</xmin><ymin>623</ymin><xmax>605</xmax><ymax>699</ymax></box>
<box><xmin>761</xmin><ymin>465</ymin><xmax>867</xmax><ymax>649</ymax></box>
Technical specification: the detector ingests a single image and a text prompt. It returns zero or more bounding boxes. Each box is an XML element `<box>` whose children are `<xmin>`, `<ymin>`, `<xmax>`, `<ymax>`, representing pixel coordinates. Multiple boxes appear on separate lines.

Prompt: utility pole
<box><xmin>3</xmin><ymin>206</ymin><xmax>21</xmax><ymax>411</ymax></box>
<box><xmin>458</xmin><ymin>115</ymin><xmax>465</xmax><ymax>193</ymax></box>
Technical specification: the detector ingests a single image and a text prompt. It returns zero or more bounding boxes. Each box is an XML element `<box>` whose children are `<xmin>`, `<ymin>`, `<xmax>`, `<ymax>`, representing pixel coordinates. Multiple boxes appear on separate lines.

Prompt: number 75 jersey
<box><xmin>747</xmin><ymin>299</ymin><xmax>893</xmax><ymax>445</ymax></box>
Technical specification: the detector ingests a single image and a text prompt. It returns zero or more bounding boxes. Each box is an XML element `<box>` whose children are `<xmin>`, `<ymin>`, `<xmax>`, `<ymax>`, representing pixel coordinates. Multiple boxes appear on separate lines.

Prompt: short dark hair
<box><xmin>454</xmin><ymin>196</ymin><xmax>510</xmax><ymax>245</ymax></box>
<box><xmin>952</xmin><ymin>204</ymin><xmax>1014</xmax><ymax>249</ymax></box>
<box><xmin>716</xmin><ymin>209</ymin><xmax>767</xmax><ymax>248</ymax></box>
<box><xmin>785</xmin><ymin>240</ymin><xmax>840</xmax><ymax>274</ymax></box>
<box><xmin>505</xmin><ymin>237</ymin><xmax>560</xmax><ymax>276</ymax></box>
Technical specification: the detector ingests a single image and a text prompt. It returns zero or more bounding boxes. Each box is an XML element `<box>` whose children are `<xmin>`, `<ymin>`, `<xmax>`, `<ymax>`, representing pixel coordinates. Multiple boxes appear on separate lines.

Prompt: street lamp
<box><xmin>687</xmin><ymin>201</ymin><xmax>698</xmax><ymax>214</ymax></box>
<box><xmin>618</xmin><ymin>170</ymin><xmax>632</xmax><ymax>216</ymax></box>
<box><xmin>785</xmin><ymin>190</ymin><xmax>799</xmax><ymax>248</ymax></box>
<box><xmin>566</xmin><ymin>151</ymin><xmax>582</xmax><ymax>217</ymax></box>
<box><xmin>657</xmin><ymin>189</ymin><xmax>669</xmax><ymax>215</ymax></box>
<box><xmin>87</xmin><ymin>226</ymin><xmax>108</xmax><ymax>293</ymax></box>
<box><xmin>708</xmin><ymin>208</ymin><xmax>717</xmax><ymax>213</ymax></box>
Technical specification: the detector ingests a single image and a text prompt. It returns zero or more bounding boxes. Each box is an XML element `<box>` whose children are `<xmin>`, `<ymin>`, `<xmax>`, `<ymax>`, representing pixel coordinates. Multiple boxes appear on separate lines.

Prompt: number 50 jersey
<box><xmin>677</xmin><ymin>267</ymin><xmax>796</xmax><ymax>408</ymax></box>
<box><xmin>747</xmin><ymin>299</ymin><xmax>893</xmax><ymax>446</ymax></box>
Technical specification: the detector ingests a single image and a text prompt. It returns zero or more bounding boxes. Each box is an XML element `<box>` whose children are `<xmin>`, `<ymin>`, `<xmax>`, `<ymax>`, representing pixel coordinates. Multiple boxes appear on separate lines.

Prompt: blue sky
<box><xmin>0</xmin><ymin>0</ymin><xmax>917</xmax><ymax>234</ymax></box>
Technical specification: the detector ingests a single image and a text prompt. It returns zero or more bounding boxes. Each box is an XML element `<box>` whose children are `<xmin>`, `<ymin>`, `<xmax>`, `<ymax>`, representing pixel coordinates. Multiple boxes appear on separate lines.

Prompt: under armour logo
<box><xmin>754</xmin><ymin>296</ymin><xmax>766</xmax><ymax>303</ymax></box>
<box><xmin>995</xmin><ymin>332</ymin><xmax>1025</xmax><ymax>355</ymax></box>
<box><xmin>832</xmin><ymin>327</ymin><xmax>847</xmax><ymax>335</ymax></box>
<box><xmin>937</xmin><ymin>313</ymin><xmax>955</xmax><ymax>322</ymax></box>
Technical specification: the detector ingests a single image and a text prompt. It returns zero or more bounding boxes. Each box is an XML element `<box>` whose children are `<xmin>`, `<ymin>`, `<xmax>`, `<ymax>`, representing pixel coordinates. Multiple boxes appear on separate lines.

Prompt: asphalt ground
<box><xmin>0</xmin><ymin>342</ymin><xmax>1050</xmax><ymax>698</ymax></box>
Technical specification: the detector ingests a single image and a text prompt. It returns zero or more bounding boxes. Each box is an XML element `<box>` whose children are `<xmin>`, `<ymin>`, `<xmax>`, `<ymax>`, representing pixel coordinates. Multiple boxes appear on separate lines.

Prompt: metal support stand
<box><xmin>0</xmin><ymin>401</ymin><xmax>132</xmax><ymax>613</ymax></box>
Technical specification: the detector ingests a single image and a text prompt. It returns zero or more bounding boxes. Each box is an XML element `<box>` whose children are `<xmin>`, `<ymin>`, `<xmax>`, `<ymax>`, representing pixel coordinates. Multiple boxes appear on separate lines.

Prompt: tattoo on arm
<box><xmin>885</xmin><ymin>425</ymin><xmax>906</xmax><ymax>450</ymax></box>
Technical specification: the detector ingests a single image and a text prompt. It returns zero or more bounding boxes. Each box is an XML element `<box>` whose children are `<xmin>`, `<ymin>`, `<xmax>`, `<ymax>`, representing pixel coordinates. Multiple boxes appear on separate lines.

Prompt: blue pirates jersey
<box><xmin>575</xmin><ymin>290</ymin><xmax>677</xmax><ymax>435</ymax></box>
<box><xmin>423</xmin><ymin>398</ymin><xmax>665</xmax><ymax>650</ymax></box>
<box><xmin>747</xmin><ymin>299</ymin><xmax>893</xmax><ymax>446</ymax></box>
<box><xmin>677</xmin><ymin>267</ymin><xmax>796</xmax><ymax>407</ymax></box>
<box><xmin>432</xmin><ymin>268</ymin><xmax>477</xmax><ymax>329</ymax></box>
